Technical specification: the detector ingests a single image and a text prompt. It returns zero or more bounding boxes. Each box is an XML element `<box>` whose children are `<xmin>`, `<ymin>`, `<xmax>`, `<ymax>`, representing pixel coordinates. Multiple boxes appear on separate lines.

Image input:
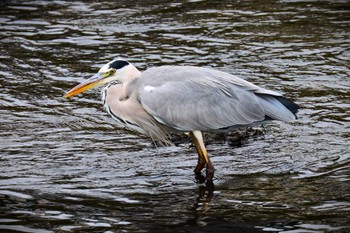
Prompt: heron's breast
<box><xmin>101</xmin><ymin>85</ymin><xmax>147</xmax><ymax>134</ymax></box>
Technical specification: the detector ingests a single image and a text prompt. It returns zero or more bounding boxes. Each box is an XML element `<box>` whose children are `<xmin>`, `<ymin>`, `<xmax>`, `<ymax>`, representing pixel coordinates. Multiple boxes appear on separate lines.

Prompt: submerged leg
<box><xmin>189</xmin><ymin>131</ymin><xmax>215</xmax><ymax>181</ymax></box>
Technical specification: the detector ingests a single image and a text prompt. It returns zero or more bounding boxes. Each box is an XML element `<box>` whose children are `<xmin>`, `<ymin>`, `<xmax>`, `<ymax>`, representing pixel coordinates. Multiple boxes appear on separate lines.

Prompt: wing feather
<box><xmin>128</xmin><ymin>66</ymin><xmax>296</xmax><ymax>132</ymax></box>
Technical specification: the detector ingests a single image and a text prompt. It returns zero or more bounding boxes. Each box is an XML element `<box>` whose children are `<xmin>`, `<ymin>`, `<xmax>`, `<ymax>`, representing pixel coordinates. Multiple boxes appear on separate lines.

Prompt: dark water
<box><xmin>1</xmin><ymin>0</ymin><xmax>349</xmax><ymax>232</ymax></box>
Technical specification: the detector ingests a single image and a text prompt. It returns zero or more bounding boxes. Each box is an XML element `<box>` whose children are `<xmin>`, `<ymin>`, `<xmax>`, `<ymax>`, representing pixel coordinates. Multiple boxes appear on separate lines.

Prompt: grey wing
<box><xmin>137</xmin><ymin>66</ymin><xmax>296</xmax><ymax>131</ymax></box>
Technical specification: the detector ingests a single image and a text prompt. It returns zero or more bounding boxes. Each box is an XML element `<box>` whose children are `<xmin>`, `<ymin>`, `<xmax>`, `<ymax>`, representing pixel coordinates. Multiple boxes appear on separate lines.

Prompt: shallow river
<box><xmin>0</xmin><ymin>0</ymin><xmax>349</xmax><ymax>232</ymax></box>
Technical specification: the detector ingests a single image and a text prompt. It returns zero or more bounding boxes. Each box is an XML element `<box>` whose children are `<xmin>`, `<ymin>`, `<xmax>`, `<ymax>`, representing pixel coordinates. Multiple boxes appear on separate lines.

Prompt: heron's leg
<box><xmin>189</xmin><ymin>132</ymin><xmax>206</xmax><ymax>173</ymax></box>
<box><xmin>190</xmin><ymin>131</ymin><xmax>215</xmax><ymax>181</ymax></box>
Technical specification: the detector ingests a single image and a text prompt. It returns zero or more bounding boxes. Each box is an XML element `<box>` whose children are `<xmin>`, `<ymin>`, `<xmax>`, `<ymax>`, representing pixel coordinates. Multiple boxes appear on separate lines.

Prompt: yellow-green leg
<box><xmin>190</xmin><ymin>131</ymin><xmax>215</xmax><ymax>181</ymax></box>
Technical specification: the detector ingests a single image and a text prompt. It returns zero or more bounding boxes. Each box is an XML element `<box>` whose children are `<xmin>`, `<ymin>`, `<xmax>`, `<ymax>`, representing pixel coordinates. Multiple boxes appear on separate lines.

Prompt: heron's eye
<box><xmin>108</xmin><ymin>69</ymin><xmax>116</xmax><ymax>76</ymax></box>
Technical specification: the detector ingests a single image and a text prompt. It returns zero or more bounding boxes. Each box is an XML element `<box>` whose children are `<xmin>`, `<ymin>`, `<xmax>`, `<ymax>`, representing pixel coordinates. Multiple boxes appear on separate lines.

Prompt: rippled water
<box><xmin>1</xmin><ymin>0</ymin><xmax>349</xmax><ymax>232</ymax></box>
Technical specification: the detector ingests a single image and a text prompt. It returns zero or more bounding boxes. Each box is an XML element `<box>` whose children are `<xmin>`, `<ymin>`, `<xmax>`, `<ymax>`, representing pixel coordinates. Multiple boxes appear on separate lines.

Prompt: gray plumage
<box><xmin>123</xmin><ymin>66</ymin><xmax>297</xmax><ymax>138</ymax></box>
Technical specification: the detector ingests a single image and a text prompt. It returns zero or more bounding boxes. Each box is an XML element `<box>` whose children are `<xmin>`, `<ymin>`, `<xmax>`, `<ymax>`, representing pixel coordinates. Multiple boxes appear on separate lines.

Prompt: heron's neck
<box><xmin>121</xmin><ymin>64</ymin><xmax>142</xmax><ymax>85</ymax></box>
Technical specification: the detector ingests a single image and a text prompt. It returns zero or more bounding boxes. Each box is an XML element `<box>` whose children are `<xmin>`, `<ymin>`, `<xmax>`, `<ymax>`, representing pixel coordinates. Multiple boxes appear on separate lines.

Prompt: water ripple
<box><xmin>0</xmin><ymin>0</ymin><xmax>349</xmax><ymax>232</ymax></box>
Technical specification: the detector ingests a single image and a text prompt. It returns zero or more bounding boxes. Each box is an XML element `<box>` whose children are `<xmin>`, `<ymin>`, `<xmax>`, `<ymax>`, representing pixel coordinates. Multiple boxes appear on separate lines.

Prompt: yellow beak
<box><xmin>64</xmin><ymin>73</ymin><xmax>105</xmax><ymax>98</ymax></box>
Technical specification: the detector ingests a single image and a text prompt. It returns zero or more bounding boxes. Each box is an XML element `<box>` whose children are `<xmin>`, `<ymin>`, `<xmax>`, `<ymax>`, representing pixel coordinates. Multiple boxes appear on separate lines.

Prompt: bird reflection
<box><xmin>193</xmin><ymin>180</ymin><xmax>215</xmax><ymax>227</ymax></box>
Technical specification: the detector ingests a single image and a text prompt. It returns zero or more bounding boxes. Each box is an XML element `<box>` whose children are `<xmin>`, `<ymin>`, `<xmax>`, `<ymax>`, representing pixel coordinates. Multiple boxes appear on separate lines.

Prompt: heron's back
<box><xmin>122</xmin><ymin>65</ymin><xmax>299</xmax><ymax>139</ymax></box>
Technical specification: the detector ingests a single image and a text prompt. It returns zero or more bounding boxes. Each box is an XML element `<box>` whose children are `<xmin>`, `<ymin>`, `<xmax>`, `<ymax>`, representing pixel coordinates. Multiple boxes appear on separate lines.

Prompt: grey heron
<box><xmin>64</xmin><ymin>59</ymin><xmax>298</xmax><ymax>182</ymax></box>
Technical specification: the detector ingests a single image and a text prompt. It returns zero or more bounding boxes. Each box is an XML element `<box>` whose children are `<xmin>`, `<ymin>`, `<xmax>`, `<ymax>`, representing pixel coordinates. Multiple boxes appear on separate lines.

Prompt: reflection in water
<box><xmin>0</xmin><ymin>0</ymin><xmax>349</xmax><ymax>232</ymax></box>
<box><xmin>194</xmin><ymin>181</ymin><xmax>215</xmax><ymax>228</ymax></box>
<box><xmin>2</xmin><ymin>174</ymin><xmax>348</xmax><ymax>232</ymax></box>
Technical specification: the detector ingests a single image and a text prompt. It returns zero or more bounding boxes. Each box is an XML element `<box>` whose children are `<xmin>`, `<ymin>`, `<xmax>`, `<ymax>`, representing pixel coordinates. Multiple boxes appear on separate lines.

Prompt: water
<box><xmin>0</xmin><ymin>0</ymin><xmax>349</xmax><ymax>232</ymax></box>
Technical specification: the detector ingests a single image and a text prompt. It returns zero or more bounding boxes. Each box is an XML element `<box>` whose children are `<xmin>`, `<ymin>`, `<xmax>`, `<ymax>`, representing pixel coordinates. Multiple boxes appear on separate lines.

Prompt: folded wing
<box><xmin>135</xmin><ymin>66</ymin><xmax>298</xmax><ymax>131</ymax></box>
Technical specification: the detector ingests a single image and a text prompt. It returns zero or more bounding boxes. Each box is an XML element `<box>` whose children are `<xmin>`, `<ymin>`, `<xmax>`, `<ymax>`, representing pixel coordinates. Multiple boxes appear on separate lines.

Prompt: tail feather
<box><xmin>257</xmin><ymin>94</ymin><xmax>299</xmax><ymax>122</ymax></box>
<box><xmin>274</xmin><ymin>96</ymin><xmax>299</xmax><ymax>116</ymax></box>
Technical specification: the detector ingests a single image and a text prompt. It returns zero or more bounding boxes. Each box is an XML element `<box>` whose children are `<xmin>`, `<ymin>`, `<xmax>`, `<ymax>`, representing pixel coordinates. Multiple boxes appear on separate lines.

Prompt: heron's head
<box><xmin>64</xmin><ymin>59</ymin><xmax>141</xmax><ymax>98</ymax></box>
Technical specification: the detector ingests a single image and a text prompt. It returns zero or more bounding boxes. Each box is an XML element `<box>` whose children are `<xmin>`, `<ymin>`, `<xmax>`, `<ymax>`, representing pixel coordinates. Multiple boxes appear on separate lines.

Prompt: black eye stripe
<box><xmin>108</xmin><ymin>60</ymin><xmax>129</xmax><ymax>70</ymax></box>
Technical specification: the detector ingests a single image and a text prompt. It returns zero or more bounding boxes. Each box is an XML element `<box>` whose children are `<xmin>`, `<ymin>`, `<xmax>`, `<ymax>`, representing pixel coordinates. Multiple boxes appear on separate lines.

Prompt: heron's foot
<box><xmin>206</xmin><ymin>179</ymin><xmax>215</xmax><ymax>198</ymax></box>
<box><xmin>195</xmin><ymin>171</ymin><xmax>206</xmax><ymax>184</ymax></box>
<box><xmin>194</xmin><ymin>165</ymin><xmax>215</xmax><ymax>183</ymax></box>
<box><xmin>205</xmin><ymin>164</ymin><xmax>215</xmax><ymax>181</ymax></box>
<box><xmin>197</xmin><ymin>179</ymin><xmax>215</xmax><ymax>201</ymax></box>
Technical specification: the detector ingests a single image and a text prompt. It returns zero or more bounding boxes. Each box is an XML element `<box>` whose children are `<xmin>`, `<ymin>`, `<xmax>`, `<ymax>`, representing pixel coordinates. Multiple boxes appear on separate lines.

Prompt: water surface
<box><xmin>0</xmin><ymin>0</ymin><xmax>349</xmax><ymax>232</ymax></box>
